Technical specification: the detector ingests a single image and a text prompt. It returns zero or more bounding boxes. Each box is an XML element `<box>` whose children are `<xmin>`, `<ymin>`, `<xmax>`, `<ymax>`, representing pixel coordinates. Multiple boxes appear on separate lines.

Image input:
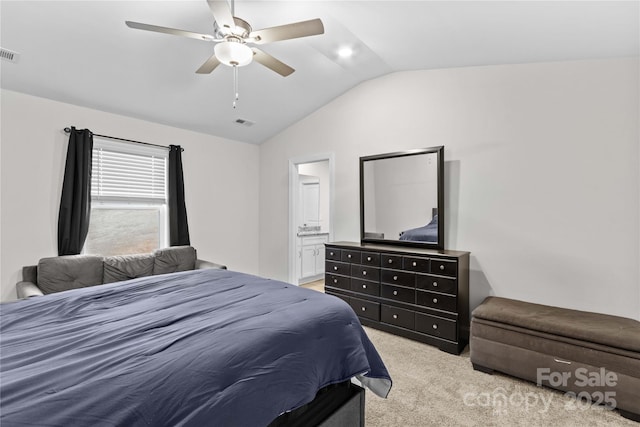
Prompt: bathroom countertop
<box><xmin>297</xmin><ymin>231</ymin><xmax>330</xmax><ymax>237</ymax></box>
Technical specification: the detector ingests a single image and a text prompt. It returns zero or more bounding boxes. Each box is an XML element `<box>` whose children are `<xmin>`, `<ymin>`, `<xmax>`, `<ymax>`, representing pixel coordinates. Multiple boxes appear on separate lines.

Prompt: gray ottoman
<box><xmin>470</xmin><ymin>297</ymin><xmax>640</xmax><ymax>422</ymax></box>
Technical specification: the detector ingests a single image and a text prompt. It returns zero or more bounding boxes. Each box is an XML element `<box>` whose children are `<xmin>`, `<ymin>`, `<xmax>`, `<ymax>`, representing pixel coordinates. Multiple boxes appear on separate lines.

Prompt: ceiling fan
<box><xmin>126</xmin><ymin>0</ymin><xmax>324</xmax><ymax>106</ymax></box>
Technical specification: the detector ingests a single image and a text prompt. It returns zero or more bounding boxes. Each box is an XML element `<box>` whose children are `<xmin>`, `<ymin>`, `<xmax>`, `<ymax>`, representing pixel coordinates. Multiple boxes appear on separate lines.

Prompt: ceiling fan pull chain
<box><xmin>233</xmin><ymin>64</ymin><xmax>239</xmax><ymax>109</ymax></box>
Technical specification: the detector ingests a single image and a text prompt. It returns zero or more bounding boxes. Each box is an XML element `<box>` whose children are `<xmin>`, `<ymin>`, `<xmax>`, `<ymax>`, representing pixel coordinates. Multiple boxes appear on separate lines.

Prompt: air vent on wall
<box><xmin>235</xmin><ymin>118</ymin><xmax>255</xmax><ymax>127</ymax></box>
<box><xmin>0</xmin><ymin>48</ymin><xmax>20</xmax><ymax>63</ymax></box>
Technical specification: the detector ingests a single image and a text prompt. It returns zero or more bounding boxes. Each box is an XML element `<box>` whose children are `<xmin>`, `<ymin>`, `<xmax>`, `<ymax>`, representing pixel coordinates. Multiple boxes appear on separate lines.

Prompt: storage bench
<box><xmin>470</xmin><ymin>297</ymin><xmax>640</xmax><ymax>421</ymax></box>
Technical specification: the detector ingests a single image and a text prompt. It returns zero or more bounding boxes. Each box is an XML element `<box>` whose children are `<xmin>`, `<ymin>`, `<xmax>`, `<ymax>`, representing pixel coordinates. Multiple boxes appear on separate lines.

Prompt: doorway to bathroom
<box><xmin>288</xmin><ymin>153</ymin><xmax>334</xmax><ymax>285</ymax></box>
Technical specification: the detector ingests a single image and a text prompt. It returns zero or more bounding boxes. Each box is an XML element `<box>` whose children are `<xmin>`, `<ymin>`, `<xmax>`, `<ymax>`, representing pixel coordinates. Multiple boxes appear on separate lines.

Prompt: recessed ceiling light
<box><xmin>337</xmin><ymin>46</ymin><xmax>353</xmax><ymax>58</ymax></box>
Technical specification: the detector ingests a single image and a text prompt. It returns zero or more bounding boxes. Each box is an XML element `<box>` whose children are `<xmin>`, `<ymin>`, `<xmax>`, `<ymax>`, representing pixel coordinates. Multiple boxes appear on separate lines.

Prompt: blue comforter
<box><xmin>399</xmin><ymin>215</ymin><xmax>438</xmax><ymax>242</ymax></box>
<box><xmin>0</xmin><ymin>269</ymin><xmax>391</xmax><ymax>427</ymax></box>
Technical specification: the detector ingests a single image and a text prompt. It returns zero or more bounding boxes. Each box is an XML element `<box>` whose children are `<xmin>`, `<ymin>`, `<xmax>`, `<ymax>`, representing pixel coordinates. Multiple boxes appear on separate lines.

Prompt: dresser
<box><xmin>324</xmin><ymin>242</ymin><xmax>470</xmax><ymax>355</ymax></box>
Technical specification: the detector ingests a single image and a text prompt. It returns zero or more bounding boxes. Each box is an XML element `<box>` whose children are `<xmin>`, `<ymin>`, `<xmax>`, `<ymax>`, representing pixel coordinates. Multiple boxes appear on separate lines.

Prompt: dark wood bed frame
<box><xmin>269</xmin><ymin>381</ymin><xmax>365</xmax><ymax>427</ymax></box>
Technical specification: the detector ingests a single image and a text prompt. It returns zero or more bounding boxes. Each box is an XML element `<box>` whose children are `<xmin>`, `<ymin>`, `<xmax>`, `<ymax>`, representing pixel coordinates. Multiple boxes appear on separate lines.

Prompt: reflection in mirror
<box><xmin>360</xmin><ymin>146</ymin><xmax>444</xmax><ymax>249</ymax></box>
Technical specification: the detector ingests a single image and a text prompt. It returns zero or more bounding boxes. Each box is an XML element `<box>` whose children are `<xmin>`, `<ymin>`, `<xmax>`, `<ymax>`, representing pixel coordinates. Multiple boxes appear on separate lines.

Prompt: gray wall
<box><xmin>1</xmin><ymin>89</ymin><xmax>260</xmax><ymax>301</ymax></box>
<box><xmin>258</xmin><ymin>58</ymin><xmax>639</xmax><ymax>320</ymax></box>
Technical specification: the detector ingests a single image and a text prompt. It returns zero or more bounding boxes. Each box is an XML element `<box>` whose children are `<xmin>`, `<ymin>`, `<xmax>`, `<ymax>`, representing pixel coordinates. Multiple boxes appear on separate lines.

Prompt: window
<box><xmin>84</xmin><ymin>139</ymin><xmax>168</xmax><ymax>256</ymax></box>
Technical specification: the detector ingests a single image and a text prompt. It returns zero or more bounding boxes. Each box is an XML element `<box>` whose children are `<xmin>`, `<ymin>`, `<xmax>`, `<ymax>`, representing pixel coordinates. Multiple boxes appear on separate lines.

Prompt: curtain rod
<box><xmin>63</xmin><ymin>127</ymin><xmax>183</xmax><ymax>152</ymax></box>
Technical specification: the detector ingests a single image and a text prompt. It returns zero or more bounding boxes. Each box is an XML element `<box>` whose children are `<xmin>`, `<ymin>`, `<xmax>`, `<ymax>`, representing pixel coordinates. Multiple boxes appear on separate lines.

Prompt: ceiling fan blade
<box><xmin>125</xmin><ymin>21</ymin><xmax>216</xmax><ymax>41</ymax></box>
<box><xmin>251</xmin><ymin>48</ymin><xmax>294</xmax><ymax>77</ymax></box>
<box><xmin>207</xmin><ymin>0</ymin><xmax>235</xmax><ymax>31</ymax></box>
<box><xmin>250</xmin><ymin>18</ymin><xmax>324</xmax><ymax>44</ymax></box>
<box><xmin>196</xmin><ymin>54</ymin><xmax>221</xmax><ymax>74</ymax></box>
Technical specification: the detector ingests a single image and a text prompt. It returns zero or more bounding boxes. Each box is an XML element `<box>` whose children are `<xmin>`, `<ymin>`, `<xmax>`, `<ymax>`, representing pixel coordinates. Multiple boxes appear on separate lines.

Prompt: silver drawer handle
<box><xmin>388</xmin><ymin>259</ymin><xmax>393</xmax><ymax>264</ymax></box>
<box><xmin>412</xmin><ymin>261</ymin><xmax>417</xmax><ymax>267</ymax></box>
<box><xmin>367</xmin><ymin>256</ymin><xmax>372</xmax><ymax>261</ymax></box>
<box><xmin>333</xmin><ymin>266</ymin><xmax>338</xmax><ymax>271</ymax></box>
<box><xmin>330</xmin><ymin>252</ymin><xmax>334</xmax><ymax>256</ymax></box>
<box><xmin>433</xmin><ymin>282</ymin><xmax>438</xmax><ymax>287</ymax></box>
<box><xmin>361</xmin><ymin>307</ymin><xmax>366</xmax><ymax>312</ymax></box>
<box><xmin>393</xmin><ymin>276</ymin><xmax>398</xmax><ymax>280</ymax></box>
<box><xmin>333</xmin><ymin>279</ymin><xmax>338</xmax><ymax>283</ymax></box>
<box><xmin>348</xmin><ymin>254</ymin><xmax>352</xmax><ymax>258</ymax></box>
<box><xmin>433</xmin><ymin>298</ymin><xmax>438</xmax><ymax>303</ymax></box>
<box><xmin>362</xmin><ymin>284</ymin><xmax>367</xmax><ymax>289</ymax></box>
<box><xmin>393</xmin><ymin>290</ymin><xmax>398</xmax><ymax>296</ymax></box>
<box><xmin>554</xmin><ymin>358</ymin><xmax>572</xmax><ymax>365</ymax></box>
<box><xmin>440</xmin><ymin>264</ymin><xmax>445</xmax><ymax>270</ymax></box>
<box><xmin>362</xmin><ymin>271</ymin><xmax>367</xmax><ymax>276</ymax></box>
<box><xmin>432</xmin><ymin>324</ymin><xmax>438</xmax><ymax>330</ymax></box>
<box><xmin>393</xmin><ymin>314</ymin><xmax>398</xmax><ymax>319</ymax></box>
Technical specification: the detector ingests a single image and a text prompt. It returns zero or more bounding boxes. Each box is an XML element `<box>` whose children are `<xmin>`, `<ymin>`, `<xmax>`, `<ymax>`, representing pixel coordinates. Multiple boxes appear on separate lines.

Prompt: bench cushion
<box><xmin>472</xmin><ymin>297</ymin><xmax>640</xmax><ymax>353</ymax></box>
<box><xmin>37</xmin><ymin>255</ymin><xmax>104</xmax><ymax>294</ymax></box>
<box><xmin>153</xmin><ymin>246</ymin><xmax>196</xmax><ymax>275</ymax></box>
<box><xmin>103</xmin><ymin>253</ymin><xmax>155</xmax><ymax>284</ymax></box>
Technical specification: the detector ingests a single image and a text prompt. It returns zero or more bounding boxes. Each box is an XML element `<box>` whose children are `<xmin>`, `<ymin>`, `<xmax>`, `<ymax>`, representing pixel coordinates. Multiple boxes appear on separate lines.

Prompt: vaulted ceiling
<box><xmin>1</xmin><ymin>1</ymin><xmax>638</xmax><ymax>144</ymax></box>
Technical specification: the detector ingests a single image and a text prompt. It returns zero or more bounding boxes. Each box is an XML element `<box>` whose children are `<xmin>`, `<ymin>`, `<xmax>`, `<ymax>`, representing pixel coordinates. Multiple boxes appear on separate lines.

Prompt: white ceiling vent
<box><xmin>0</xmin><ymin>48</ymin><xmax>20</xmax><ymax>63</ymax></box>
<box><xmin>235</xmin><ymin>118</ymin><xmax>255</xmax><ymax>127</ymax></box>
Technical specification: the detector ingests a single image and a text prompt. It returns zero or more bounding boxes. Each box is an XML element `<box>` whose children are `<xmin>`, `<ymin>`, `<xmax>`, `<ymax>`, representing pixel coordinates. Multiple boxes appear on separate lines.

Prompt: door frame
<box><xmin>288</xmin><ymin>153</ymin><xmax>335</xmax><ymax>285</ymax></box>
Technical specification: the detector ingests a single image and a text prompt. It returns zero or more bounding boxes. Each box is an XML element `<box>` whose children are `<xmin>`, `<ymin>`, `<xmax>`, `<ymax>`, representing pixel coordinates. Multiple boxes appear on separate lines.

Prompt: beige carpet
<box><xmin>303</xmin><ymin>281</ymin><xmax>633</xmax><ymax>425</ymax></box>
<box><xmin>362</xmin><ymin>327</ymin><xmax>635</xmax><ymax>427</ymax></box>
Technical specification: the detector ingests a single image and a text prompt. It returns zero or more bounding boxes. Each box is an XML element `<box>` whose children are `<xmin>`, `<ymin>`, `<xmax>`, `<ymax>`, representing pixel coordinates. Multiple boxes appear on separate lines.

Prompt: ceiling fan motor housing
<box><xmin>215</xmin><ymin>16</ymin><xmax>252</xmax><ymax>39</ymax></box>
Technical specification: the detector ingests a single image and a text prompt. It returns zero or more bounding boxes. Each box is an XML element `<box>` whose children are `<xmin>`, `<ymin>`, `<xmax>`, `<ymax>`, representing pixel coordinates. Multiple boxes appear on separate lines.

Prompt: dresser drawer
<box><xmin>430</xmin><ymin>259</ymin><xmax>457</xmax><ymax>277</ymax></box>
<box><xmin>416</xmin><ymin>274</ymin><xmax>457</xmax><ymax>295</ymax></box>
<box><xmin>416</xmin><ymin>290</ymin><xmax>457</xmax><ymax>312</ymax></box>
<box><xmin>326</xmin><ymin>260</ymin><xmax>350</xmax><ymax>276</ymax></box>
<box><xmin>325</xmin><ymin>248</ymin><xmax>341</xmax><ymax>261</ymax></box>
<box><xmin>403</xmin><ymin>256</ymin><xmax>430</xmax><ymax>273</ymax></box>
<box><xmin>381</xmin><ymin>284</ymin><xmax>415</xmax><ymax>304</ymax></box>
<box><xmin>381</xmin><ymin>254</ymin><xmax>403</xmax><ymax>269</ymax></box>
<box><xmin>350</xmin><ymin>297</ymin><xmax>380</xmax><ymax>321</ymax></box>
<box><xmin>341</xmin><ymin>250</ymin><xmax>361</xmax><ymax>264</ymax></box>
<box><xmin>381</xmin><ymin>305</ymin><xmax>415</xmax><ymax>330</ymax></box>
<box><xmin>381</xmin><ymin>269</ymin><xmax>415</xmax><ymax>287</ymax></box>
<box><xmin>325</xmin><ymin>273</ymin><xmax>350</xmax><ymax>291</ymax></box>
<box><xmin>361</xmin><ymin>252</ymin><xmax>381</xmax><ymax>266</ymax></box>
<box><xmin>415</xmin><ymin>313</ymin><xmax>457</xmax><ymax>341</ymax></box>
<box><xmin>351</xmin><ymin>265</ymin><xmax>380</xmax><ymax>282</ymax></box>
<box><xmin>351</xmin><ymin>278</ymin><xmax>380</xmax><ymax>297</ymax></box>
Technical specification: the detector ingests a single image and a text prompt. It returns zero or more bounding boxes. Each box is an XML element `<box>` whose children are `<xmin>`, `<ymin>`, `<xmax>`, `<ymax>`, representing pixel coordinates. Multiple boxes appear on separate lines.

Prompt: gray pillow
<box><xmin>38</xmin><ymin>255</ymin><xmax>104</xmax><ymax>294</ymax></box>
<box><xmin>103</xmin><ymin>253</ymin><xmax>155</xmax><ymax>284</ymax></box>
<box><xmin>153</xmin><ymin>246</ymin><xmax>196</xmax><ymax>275</ymax></box>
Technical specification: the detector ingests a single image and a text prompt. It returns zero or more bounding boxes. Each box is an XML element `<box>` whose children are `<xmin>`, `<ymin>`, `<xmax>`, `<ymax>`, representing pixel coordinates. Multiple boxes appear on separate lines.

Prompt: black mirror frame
<box><xmin>359</xmin><ymin>146</ymin><xmax>445</xmax><ymax>250</ymax></box>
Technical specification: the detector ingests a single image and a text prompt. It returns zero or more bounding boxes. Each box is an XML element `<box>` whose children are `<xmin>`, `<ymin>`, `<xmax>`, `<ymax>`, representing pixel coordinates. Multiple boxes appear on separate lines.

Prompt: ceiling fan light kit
<box><xmin>215</xmin><ymin>40</ymin><xmax>253</xmax><ymax>67</ymax></box>
<box><xmin>126</xmin><ymin>0</ymin><xmax>324</xmax><ymax>108</ymax></box>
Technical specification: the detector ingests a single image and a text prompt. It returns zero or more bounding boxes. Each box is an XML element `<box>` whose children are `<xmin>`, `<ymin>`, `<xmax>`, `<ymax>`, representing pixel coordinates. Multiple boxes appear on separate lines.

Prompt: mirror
<box><xmin>360</xmin><ymin>146</ymin><xmax>444</xmax><ymax>249</ymax></box>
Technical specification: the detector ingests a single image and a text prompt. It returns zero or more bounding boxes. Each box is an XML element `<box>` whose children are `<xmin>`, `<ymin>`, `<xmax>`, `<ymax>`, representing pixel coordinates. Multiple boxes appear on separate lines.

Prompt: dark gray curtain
<box><xmin>58</xmin><ymin>127</ymin><xmax>93</xmax><ymax>255</ymax></box>
<box><xmin>168</xmin><ymin>145</ymin><xmax>190</xmax><ymax>246</ymax></box>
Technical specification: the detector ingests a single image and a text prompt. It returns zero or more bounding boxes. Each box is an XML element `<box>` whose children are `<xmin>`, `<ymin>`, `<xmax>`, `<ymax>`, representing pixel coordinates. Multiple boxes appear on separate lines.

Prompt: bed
<box><xmin>399</xmin><ymin>214</ymin><xmax>438</xmax><ymax>242</ymax></box>
<box><xmin>0</xmin><ymin>268</ymin><xmax>392</xmax><ymax>426</ymax></box>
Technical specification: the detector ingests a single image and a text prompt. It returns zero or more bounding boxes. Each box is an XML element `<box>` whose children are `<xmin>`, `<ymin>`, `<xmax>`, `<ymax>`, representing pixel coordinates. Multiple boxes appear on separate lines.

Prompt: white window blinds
<box><xmin>91</xmin><ymin>139</ymin><xmax>168</xmax><ymax>204</ymax></box>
